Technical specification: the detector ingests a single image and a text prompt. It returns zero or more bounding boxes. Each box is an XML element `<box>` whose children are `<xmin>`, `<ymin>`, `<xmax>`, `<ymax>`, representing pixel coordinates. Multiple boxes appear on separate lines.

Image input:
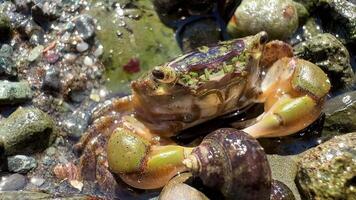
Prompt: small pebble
<box><xmin>76</xmin><ymin>41</ymin><xmax>89</xmax><ymax>52</ymax></box>
<box><xmin>63</xmin><ymin>53</ymin><xmax>77</xmax><ymax>63</ymax></box>
<box><xmin>83</xmin><ymin>56</ymin><xmax>94</xmax><ymax>66</ymax></box>
<box><xmin>0</xmin><ymin>81</ymin><xmax>33</xmax><ymax>104</ymax></box>
<box><xmin>27</xmin><ymin>45</ymin><xmax>44</xmax><ymax>62</ymax></box>
<box><xmin>74</xmin><ymin>15</ymin><xmax>95</xmax><ymax>40</ymax></box>
<box><xmin>93</xmin><ymin>44</ymin><xmax>104</xmax><ymax>57</ymax></box>
<box><xmin>7</xmin><ymin>155</ymin><xmax>37</xmax><ymax>173</ymax></box>
<box><xmin>30</xmin><ymin>177</ymin><xmax>45</xmax><ymax>186</ymax></box>
<box><xmin>44</xmin><ymin>51</ymin><xmax>60</xmax><ymax>64</ymax></box>
<box><xmin>0</xmin><ymin>174</ymin><xmax>27</xmax><ymax>191</ymax></box>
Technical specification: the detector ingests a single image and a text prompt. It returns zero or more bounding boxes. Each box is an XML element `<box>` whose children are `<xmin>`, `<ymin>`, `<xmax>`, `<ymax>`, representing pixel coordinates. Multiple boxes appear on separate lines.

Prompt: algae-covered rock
<box><xmin>88</xmin><ymin>0</ymin><xmax>181</xmax><ymax>93</ymax></box>
<box><xmin>227</xmin><ymin>0</ymin><xmax>299</xmax><ymax>40</ymax></box>
<box><xmin>294</xmin><ymin>33</ymin><xmax>355</xmax><ymax>91</ymax></box>
<box><xmin>0</xmin><ymin>81</ymin><xmax>33</xmax><ymax>104</ymax></box>
<box><xmin>0</xmin><ymin>107</ymin><xmax>56</xmax><ymax>155</ymax></box>
<box><xmin>296</xmin><ymin>132</ymin><xmax>356</xmax><ymax>200</ymax></box>
<box><xmin>322</xmin><ymin>91</ymin><xmax>356</xmax><ymax>139</ymax></box>
<box><xmin>318</xmin><ymin>0</ymin><xmax>356</xmax><ymax>45</ymax></box>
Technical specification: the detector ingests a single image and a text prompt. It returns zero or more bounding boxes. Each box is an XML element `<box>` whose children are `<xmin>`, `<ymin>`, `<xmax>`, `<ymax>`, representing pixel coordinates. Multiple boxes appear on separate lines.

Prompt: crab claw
<box><xmin>107</xmin><ymin>120</ymin><xmax>193</xmax><ymax>189</ymax></box>
<box><xmin>244</xmin><ymin>57</ymin><xmax>330</xmax><ymax>138</ymax></box>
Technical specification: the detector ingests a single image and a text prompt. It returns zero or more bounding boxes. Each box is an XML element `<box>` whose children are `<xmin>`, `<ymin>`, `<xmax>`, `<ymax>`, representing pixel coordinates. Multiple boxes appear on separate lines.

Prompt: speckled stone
<box><xmin>7</xmin><ymin>155</ymin><xmax>37</xmax><ymax>173</ymax></box>
<box><xmin>296</xmin><ymin>132</ymin><xmax>356</xmax><ymax>200</ymax></box>
<box><xmin>0</xmin><ymin>174</ymin><xmax>27</xmax><ymax>191</ymax></box>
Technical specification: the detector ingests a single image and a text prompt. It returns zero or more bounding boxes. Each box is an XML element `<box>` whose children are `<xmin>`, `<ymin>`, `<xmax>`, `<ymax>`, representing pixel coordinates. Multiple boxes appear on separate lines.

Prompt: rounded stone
<box><xmin>0</xmin><ymin>107</ymin><xmax>56</xmax><ymax>155</ymax></box>
<box><xmin>0</xmin><ymin>174</ymin><xmax>27</xmax><ymax>191</ymax></box>
<box><xmin>7</xmin><ymin>155</ymin><xmax>37</xmax><ymax>173</ymax></box>
<box><xmin>228</xmin><ymin>0</ymin><xmax>299</xmax><ymax>40</ymax></box>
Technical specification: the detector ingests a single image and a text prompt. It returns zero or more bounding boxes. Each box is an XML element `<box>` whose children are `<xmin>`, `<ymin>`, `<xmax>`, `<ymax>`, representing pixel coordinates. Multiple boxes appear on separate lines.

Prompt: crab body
<box><xmin>75</xmin><ymin>32</ymin><xmax>330</xmax><ymax>197</ymax></box>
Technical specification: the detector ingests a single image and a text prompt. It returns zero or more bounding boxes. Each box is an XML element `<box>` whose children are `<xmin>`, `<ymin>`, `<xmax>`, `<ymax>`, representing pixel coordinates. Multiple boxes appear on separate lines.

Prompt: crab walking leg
<box><xmin>244</xmin><ymin>58</ymin><xmax>330</xmax><ymax>138</ymax></box>
<box><xmin>107</xmin><ymin>119</ymin><xmax>193</xmax><ymax>189</ymax></box>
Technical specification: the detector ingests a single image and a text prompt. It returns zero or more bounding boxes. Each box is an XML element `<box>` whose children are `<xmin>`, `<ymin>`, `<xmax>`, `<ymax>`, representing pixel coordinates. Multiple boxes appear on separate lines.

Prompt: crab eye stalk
<box><xmin>152</xmin><ymin>66</ymin><xmax>177</xmax><ymax>83</ymax></box>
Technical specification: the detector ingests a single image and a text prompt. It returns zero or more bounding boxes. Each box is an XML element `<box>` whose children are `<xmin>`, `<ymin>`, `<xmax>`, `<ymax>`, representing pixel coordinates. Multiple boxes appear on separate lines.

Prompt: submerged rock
<box><xmin>0</xmin><ymin>81</ymin><xmax>32</xmax><ymax>104</ymax></box>
<box><xmin>294</xmin><ymin>33</ymin><xmax>355</xmax><ymax>91</ymax></box>
<box><xmin>227</xmin><ymin>0</ymin><xmax>299</xmax><ymax>40</ymax></box>
<box><xmin>296</xmin><ymin>132</ymin><xmax>356</xmax><ymax>200</ymax></box>
<box><xmin>7</xmin><ymin>155</ymin><xmax>37</xmax><ymax>173</ymax></box>
<box><xmin>322</xmin><ymin>91</ymin><xmax>356</xmax><ymax>139</ymax></box>
<box><xmin>0</xmin><ymin>174</ymin><xmax>27</xmax><ymax>191</ymax></box>
<box><xmin>0</xmin><ymin>107</ymin><xmax>56</xmax><ymax>155</ymax></box>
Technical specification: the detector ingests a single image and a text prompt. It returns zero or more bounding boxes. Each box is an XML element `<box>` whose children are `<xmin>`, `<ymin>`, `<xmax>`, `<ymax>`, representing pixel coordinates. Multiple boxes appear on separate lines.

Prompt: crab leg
<box><xmin>243</xmin><ymin>57</ymin><xmax>330</xmax><ymax>138</ymax></box>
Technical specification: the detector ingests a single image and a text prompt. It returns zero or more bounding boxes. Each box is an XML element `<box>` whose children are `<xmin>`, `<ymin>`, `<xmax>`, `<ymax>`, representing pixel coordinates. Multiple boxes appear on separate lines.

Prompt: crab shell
<box><xmin>131</xmin><ymin>32</ymin><xmax>268</xmax><ymax>137</ymax></box>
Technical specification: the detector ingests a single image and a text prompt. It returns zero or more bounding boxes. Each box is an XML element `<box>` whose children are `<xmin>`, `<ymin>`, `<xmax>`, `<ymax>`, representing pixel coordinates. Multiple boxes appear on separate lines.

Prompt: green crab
<box><xmin>75</xmin><ymin>32</ymin><xmax>330</xmax><ymax>196</ymax></box>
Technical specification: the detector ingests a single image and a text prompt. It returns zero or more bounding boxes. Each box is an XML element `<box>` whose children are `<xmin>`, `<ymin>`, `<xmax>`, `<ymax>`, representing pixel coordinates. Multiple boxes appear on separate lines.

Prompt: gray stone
<box><xmin>27</xmin><ymin>45</ymin><xmax>44</xmax><ymax>62</ymax></box>
<box><xmin>74</xmin><ymin>15</ymin><xmax>95</xmax><ymax>41</ymax></box>
<box><xmin>296</xmin><ymin>132</ymin><xmax>356</xmax><ymax>200</ymax></box>
<box><xmin>63</xmin><ymin>109</ymin><xmax>91</xmax><ymax>139</ymax></box>
<box><xmin>0</xmin><ymin>174</ymin><xmax>27</xmax><ymax>191</ymax></box>
<box><xmin>0</xmin><ymin>191</ymin><xmax>51</xmax><ymax>199</ymax></box>
<box><xmin>294</xmin><ymin>33</ymin><xmax>355</xmax><ymax>91</ymax></box>
<box><xmin>322</xmin><ymin>91</ymin><xmax>356</xmax><ymax>139</ymax></box>
<box><xmin>42</xmin><ymin>68</ymin><xmax>61</xmax><ymax>91</ymax></box>
<box><xmin>0</xmin><ymin>81</ymin><xmax>33</xmax><ymax>104</ymax></box>
<box><xmin>7</xmin><ymin>155</ymin><xmax>37</xmax><ymax>173</ymax></box>
<box><xmin>0</xmin><ymin>107</ymin><xmax>56</xmax><ymax>155</ymax></box>
<box><xmin>267</xmin><ymin>155</ymin><xmax>301</xmax><ymax>200</ymax></box>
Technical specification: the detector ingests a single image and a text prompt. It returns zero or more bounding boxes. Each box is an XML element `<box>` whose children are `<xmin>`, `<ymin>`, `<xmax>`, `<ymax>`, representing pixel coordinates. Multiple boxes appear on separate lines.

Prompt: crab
<box><xmin>74</xmin><ymin>32</ymin><xmax>330</xmax><ymax>197</ymax></box>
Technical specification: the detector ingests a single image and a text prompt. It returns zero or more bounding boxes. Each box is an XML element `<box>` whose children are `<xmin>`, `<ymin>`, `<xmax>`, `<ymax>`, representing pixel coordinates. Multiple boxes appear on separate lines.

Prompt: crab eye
<box><xmin>259</xmin><ymin>32</ymin><xmax>268</xmax><ymax>44</ymax></box>
<box><xmin>151</xmin><ymin>66</ymin><xmax>176</xmax><ymax>83</ymax></box>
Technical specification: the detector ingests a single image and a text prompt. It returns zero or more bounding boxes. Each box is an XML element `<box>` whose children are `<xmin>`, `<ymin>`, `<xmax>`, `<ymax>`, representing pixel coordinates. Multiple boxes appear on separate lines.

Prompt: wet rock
<box><xmin>29</xmin><ymin>29</ymin><xmax>45</xmax><ymax>46</ymax></box>
<box><xmin>31</xmin><ymin>0</ymin><xmax>62</xmax><ymax>26</ymax></box>
<box><xmin>62</xmin><ymin>105</ymin><xmax>92</xmax><ymax>139</ymax></box>
<box><xmin>227</xmin><ymin>0</ymin><xmax>299</xmax><ymax>40</ymax></box>
<box><xmin>29</xmin><ymin>176</ymin><xmax>45</xmax><ymax>186</ymax></box>
<box><xmin>27</xmin><ymin>45</ymin><xmax>44</xmax><ymax>62</ymax></box>
<box><xmin>7</xmin><ymin>155</ymin><xmax>37</xmax><ymax>173</ymax></box>
<box><xmin>0</xmin><ymin>174</ymin><xmax>27</xmax><ymax>191</ymax></box>
<box><xmin>318</xmin><ymin>0</ymin><xmax>356</xmax><ymax>45</ymax></box>
<box><xmin>0</xmin><ymin>45</ymin><xmax>16</xmax><ymax>78</ymax></box>
<box><xmin>267</xmin><ymin>155</ymin><xmax>301</xmax><ymax>200</ymax></box>
<box><xmin>0</xmin><ymin>81</ymin><xmax>32</xmax><ymax>104</ymax></box>
<box><xmin>322</xmin><ymin>91</ymin><xmax>356</xmax><ymax>139</ymax></box>
<box><xmin>42</xmin><ymin>68</ymin><xmax>61</xmax><ymax>92</ymax></box>
<box><xmin>73</xmin><ymin>14</ymin><xmax>96</xmax><ymax>41</ymax></box>
<box><xmin>76</xmin><ymin>41</ymin><xmax>89</xmax><ymax>52</ymax></box>
<box><xmin>179</xmin><ymin>18</ymin><xmax>222</xmax><ymax>52</ymax></box>
<box><xmin>0</xmin><ymin>107</ymin><xmax>56</xmax><ymax>155</ymax></box>
<box><xmin>0</xmin><ymin>14</ymin><xmax>12</xmax><ymax>41</ymax></box>
<box><xmin>296</xmin><ymin>132</ymin><xmax>356</xmax><ymax>200</ymax></box>
<box><xmin>301</xmin><ymin>18</ymin><xmax>323</xmax><ymax>40</ymax></box>
<box><xmin>270</xmin><ymin>180</ymin><xmax>296</xmax><ymax>200</ymax></box>
<box><xmin>0</xmin><ymin>191</ymin><xmax>51</xmax><ymax>199</ymax></box>
<box><xmin>294</xmin><ymin>33</ymin><xmax>355</xmax><ymax>91</ymax></box>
